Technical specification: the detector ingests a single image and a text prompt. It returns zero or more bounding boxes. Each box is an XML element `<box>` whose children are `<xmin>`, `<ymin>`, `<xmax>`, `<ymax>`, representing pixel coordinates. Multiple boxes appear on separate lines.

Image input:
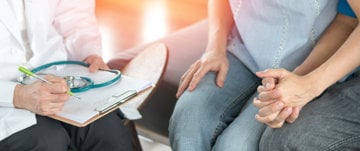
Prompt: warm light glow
<box><xmin>99</xmin><ymin>24</ymin><xmax>113</xmax><ymax>62</ymax></box>
<box><xmin>142</xmin><ymin>0</ymin><xmax>168</xmax><ymax>42</ymax></box>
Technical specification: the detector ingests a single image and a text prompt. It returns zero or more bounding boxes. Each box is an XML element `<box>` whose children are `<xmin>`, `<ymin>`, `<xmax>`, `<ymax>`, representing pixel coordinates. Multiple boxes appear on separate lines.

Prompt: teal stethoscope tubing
<box><xmin>30</xmin><ymin>60</ymin><xmax>121</xmax><ymax>93</ymax></box>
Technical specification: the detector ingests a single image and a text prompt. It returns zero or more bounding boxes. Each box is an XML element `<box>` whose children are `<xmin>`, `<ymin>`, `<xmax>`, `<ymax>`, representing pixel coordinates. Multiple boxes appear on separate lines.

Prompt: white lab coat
<box><xmin>0</xmin><ymin>0</ymin><xmax>102</xmax><ymax>141</ymax></box>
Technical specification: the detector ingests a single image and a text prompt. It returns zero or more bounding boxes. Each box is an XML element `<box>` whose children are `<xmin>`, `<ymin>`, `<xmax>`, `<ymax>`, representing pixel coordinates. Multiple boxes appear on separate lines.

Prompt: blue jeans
<box><xmin>169</xmin><ymin>52</ymin><xmax>266</xmax><ymax>151</ymax></box>
<box><xmin>260</xmin><ymin>74</ymin><xmax>360</xmax><ymax>151</ymax></box>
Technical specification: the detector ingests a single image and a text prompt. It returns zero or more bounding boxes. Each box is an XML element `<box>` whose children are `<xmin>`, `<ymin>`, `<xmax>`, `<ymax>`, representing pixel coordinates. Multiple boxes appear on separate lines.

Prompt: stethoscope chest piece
<box><xmin>64</xmin><ymin>76</ymin><xmax>94</xmax><ymax>93</ymax></box>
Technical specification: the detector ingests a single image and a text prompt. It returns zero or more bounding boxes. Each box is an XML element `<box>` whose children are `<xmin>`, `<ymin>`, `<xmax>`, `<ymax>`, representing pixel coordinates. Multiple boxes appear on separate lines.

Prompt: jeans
<box><xmin>260</xmin><ymin>74</ymin><xmax>360</xmax><ymax>151</ymax></box>
<box><xmin>169</xmin><ymin>52</ymin><xmax>266</xmax><ymax>151</ymax></box>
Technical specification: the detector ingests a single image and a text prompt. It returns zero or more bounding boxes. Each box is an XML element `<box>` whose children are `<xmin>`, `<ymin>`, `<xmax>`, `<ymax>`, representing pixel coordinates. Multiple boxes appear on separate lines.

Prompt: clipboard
<box><xmin>25</xmin><ymin>64</ymin><xmax>153</xmax><ymax>127</ymax></box>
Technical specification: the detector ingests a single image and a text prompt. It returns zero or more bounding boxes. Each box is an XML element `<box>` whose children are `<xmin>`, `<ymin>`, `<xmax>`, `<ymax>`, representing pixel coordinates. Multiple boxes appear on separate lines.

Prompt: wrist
<box><xmin>207</xmin><ymin>32</ymin><xmax>228</xmax><ymax>53</ymax></box>
<box><xmin>302</xmin><ymin>74</ymin><xmax>327</xmax><ymax>98</ymax></box>
<box><xmin>13</xmin><ymin>84</ymin><xmax>25</xmax><ymax>108</ymax></box>
<box><xmin>293</xmin><ymin>66</ymin><xmax>307</xmax><ymax>76</ymax></box>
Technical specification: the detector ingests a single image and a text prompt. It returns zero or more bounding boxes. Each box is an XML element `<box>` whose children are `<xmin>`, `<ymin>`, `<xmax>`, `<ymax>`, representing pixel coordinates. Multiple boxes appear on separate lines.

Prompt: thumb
<box><xmin>256</xmin><ymin>68</ymin><xmax>287</xmax><ymax>79</ymax></box>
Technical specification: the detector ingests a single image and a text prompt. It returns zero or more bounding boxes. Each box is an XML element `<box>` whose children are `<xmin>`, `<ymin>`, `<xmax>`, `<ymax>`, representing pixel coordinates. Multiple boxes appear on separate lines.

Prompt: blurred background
<box><xmin>95</xmin><ymin>0</ymin><xmax>207</xmax><ymax>150</ymax></box>
<box><xmin>95</xmin><ymin>0</ymin><xmax>207</xmax><ymax>61</ymax></box>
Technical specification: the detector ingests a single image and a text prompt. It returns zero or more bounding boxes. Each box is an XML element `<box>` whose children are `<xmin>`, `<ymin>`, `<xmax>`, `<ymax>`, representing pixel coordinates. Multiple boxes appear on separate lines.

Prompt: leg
<box><xmin>64</xmin><ymin>110</ymin><xmax>132</xmax><ymax>151</ymax></box>
<box><xmin>212</xmin><ymin>93</ymin><xmax>266</xmax><ymax>151</ymax></box>
<box><xmin>0</xmin><ymin>115</ymin><xmax>70</xmax><ymax>151</ymax></box>
<box><xmin>260</xmin><ymin>76</ymin><xmax>360</xmax><ymax>151</ymax></box>
<box><xmin>169</xmin><ymin>52</ymin><xmax>260</xmax><ymax>151</ymax></box>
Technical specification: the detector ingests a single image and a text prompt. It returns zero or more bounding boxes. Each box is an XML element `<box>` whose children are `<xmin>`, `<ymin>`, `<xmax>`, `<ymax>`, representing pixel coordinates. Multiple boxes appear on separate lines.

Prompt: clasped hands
<box><xmin>253</xmin><ymin>68</ymin><xmax>319</xmax><ymax>128</ymax></box>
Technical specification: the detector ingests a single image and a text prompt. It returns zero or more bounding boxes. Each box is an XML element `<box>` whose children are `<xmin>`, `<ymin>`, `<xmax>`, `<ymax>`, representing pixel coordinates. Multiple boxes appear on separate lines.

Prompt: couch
<box><xmin>108</xmin><ymin>20</ymin><xmax>208</xmax><ymax>138</ymax></box>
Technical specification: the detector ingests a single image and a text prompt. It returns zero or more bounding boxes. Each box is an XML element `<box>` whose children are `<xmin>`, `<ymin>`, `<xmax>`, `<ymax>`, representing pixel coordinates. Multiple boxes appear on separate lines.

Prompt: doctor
<box><xmin>0</xmin><ymin>0</ymin><xmax>132</xmax><ymax>151</ymax></box>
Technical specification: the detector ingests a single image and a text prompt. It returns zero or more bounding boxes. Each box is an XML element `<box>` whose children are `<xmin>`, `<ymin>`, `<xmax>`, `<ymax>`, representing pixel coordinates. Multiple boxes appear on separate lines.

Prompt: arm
<box><xmin>54</xmin><ymin>0</ymin><xmax>108</xmax><ymax>72</ymax></box>
<box><xmin>255</xmin><ymin>12</ymin><xmax>359</xmax><ymax>128</ymax></box>
<box><xmin>176</xmin><ymin>0</ymin><xmax>234</xmax><ymax>97</ymax></box>
<box><xmin>206</xmin><ymin>0</ymin><xmax>234</xmax><ymax>55</ymax></box>
<box><xmin>294</xmin><ymin>14</ymin><xmax>357</xmax><ymax>75</ymax></box>
<box><xmin>306</xmin><ymin>0</ymin><xmax>360</xmax><ymax>93</ymax></box>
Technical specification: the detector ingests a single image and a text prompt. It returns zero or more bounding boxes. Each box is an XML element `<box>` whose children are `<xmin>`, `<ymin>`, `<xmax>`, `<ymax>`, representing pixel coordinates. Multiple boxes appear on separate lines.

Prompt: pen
<box><xmin>18</xmin><ymin>66</ymin><xmax>77</xmax><ymax>97</ymax></box>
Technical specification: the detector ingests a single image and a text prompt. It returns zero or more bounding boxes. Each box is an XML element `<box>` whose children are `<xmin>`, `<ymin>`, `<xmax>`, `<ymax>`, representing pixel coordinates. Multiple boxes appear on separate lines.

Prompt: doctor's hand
<box><xmin>176</xmin><ymin>51</ymin><xmax>229</xmax><ymax>98</ymax></box>
<box><xmin>84</xmin><ymin>55</ymin><xmax>109</xmax><ymax>72</ymax></box>
<box><xmin>13</xmin><ymin>75</ymin><xmax>70</xmax><ymax>116</ymax></box>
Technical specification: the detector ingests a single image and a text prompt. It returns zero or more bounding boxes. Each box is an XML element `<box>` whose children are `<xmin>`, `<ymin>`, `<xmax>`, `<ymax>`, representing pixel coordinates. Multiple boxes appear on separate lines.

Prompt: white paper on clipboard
<box><xmin>35</xmin><ymin>64</ymin><xmax>152</xmax><ymax>124</ymax></box>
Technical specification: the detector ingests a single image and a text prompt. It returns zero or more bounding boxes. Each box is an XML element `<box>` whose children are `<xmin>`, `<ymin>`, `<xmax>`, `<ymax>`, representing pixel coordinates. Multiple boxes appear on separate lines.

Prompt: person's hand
<box><xmin>13</xmin><ymin>75</ymin><xmax>70</xmax><ymax>116</ymax></box>
<box><xmin>176</xmin><ymin>51</ymin><xmax>229</xmax><ymax>98</ymax></box>
<box><xmin>256</xmin><ymin>68</ymin><xmax>319</xmax><ymax>107</ymax></box>
<box><xmin>253</xmin><ymin>68</ymin><xmax>320</xmax><ymax>128</ymax></box>
<box><xmin>84</xmin><ymin>55</ymin><xmax>109</xmax><ymax>72</ymax></box>
<box><xmin>254</xmin><ymin>96</ymin><xmax>301</xmax><ymax>128</ymax></box>
<box><xmin>253</xmin><ymin>77</ymin><xmax>298</xmax><ymax>128</ymax></box>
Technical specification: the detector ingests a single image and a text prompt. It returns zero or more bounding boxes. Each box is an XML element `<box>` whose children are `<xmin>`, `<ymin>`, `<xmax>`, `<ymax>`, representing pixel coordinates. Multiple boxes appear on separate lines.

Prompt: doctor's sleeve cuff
<box><xmin>0</xmin><ymin>80</ymin><xmax>18</xmax><ymax>107</ymax></box>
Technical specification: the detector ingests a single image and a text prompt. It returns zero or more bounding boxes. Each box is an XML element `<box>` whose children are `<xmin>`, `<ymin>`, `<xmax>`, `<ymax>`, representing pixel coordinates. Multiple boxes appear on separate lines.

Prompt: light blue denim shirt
<box><xmin>227</xmin><ymin>0</ymin><xmax>338</xmax><ymax>72</ymax></box>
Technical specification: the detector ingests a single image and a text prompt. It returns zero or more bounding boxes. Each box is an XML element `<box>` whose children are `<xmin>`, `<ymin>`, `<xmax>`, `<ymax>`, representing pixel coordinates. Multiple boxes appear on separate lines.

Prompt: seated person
<box><xmin>169</xmin><ymin>0</ymin><xmax>340</xmax><ymax>150</ymax></box>
<box><xmin>256</xmin><ymin>0</ymin><xmax>360</xmax><ymax>150</ymax></box>
<box><xmin>0</xmin><ymin>1</ymin><xmax>132</xmax><ymax>151</ymax></box>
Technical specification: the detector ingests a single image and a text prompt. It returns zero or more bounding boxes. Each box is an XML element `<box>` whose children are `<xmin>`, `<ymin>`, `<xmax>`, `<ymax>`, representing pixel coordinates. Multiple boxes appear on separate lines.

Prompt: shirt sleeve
<box><xmin>338</xmin><ymin>0</ymin><xmax>357</xmax><ymax>18</ymax></box>
<box><xmin>0</xmin><ymin>80</ymin><xmax>18</xmax><ymax>107</ymax></box>
<box><xmin>53</xmin><ymin>0</ymin><xmax>102</xmax><ymax>61</ymax></box>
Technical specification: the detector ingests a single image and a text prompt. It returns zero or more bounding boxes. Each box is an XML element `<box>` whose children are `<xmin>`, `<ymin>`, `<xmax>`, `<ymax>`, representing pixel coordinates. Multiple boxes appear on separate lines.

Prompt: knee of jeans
<box><xmin>169</xmin><ymin>97</ymin><xmax>219</xmax><ymax>146</ymax></box>
<box><xmin>171</xmin><ymin>94</ymin><xmax>214</xmax><ymax>124</ymax></box>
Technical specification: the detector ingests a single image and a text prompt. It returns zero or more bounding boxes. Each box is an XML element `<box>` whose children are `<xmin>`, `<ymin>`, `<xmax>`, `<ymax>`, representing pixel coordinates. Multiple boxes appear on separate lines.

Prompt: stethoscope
<box><xmin>19</xmin><ymin>60</ymin><xmax>121</xmax><ymax>93</ymax></box>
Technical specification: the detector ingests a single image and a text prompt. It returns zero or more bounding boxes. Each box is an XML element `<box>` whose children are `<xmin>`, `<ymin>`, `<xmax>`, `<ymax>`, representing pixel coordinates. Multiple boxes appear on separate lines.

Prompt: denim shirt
<box><xmin>227</xmin><ymin>0</ymin><xmax>338</xmax><ymax>72</ymax></box>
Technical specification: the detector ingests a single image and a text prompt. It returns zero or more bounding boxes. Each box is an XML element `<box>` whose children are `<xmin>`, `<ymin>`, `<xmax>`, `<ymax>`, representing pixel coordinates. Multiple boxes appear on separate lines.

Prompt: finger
<box><xmin>178</xmin><ymin>66</ymin><xmax>192</xmax><ymax>86</ymax></box>
<box><xmin>257</xmin><ymin>101</ymin><xmax>284</xmax><ymax>117</ymax></box>
<box><xmin>253</xmin><ymin>97</ymin><xmax>277</xmax><ymax>108</ymax></box>
<box><xmin>258</xmin><ymin>90</ymin><xmax>280</xmax><ymax>101</ymax></box>
<box><xmin>89</xmin><ymin>63</ymin><xmax>100</xmax><ymax>72</ymax></box>
<box><xmin>44</xmin><ymin>75</ymin><xmax>66</xmax><ymax>84</ymax></box>
<box><xmin>176</xmin><ymin>71</ymin><xmax>190</xmax><ymax>98</ymax></box>
<box><xmin>40</xmin><ymin>106</ymin><xmax>63</xmax><ymax>116</ymax></box>
<box><xmin>44</xmin><ymin>93</ymin><xmax>70</xmax><ymax>104</ymax></box>
<box><xmin>286</xmin><ymin>106</ymin><xmax>301</xmax><ymax>123</ymax></box>
<box><xmin>188</xmin><ymin>64</ymin><xmax>210</xmax><ymax>91</ymax></box>
<box><xmin>267</xmin><ymin>107</ymin><xmax>293</xmax><ymax>128</ymax></box>
<box><xmin>262</xmin><ymin>77</ymin><xmax>276</xmax><ymax>90</ymax></box>
<box><xmin>45</xmin><ymin>82</ymin><xmax>69</xmax><ymax>94</ymax></box>
<box><xmin>85</xmin><ymin>55</ymin><xmax>109</xmax><ymax>71</ymax></box>
<box><xmin>216</xmin><ymin>64</ymin><xmax>228</xmax><ymax>88</ymax></box>
<box><xmin>37</xmin><ymin>102</ymin><xmax>65</xmax><ymax>115</ymax></box>
<box><xmin>98</xmin><ymin>61</ymin><xmax>109</xmax><ymax>69</ymax></box>
<box><xmin>89</xmin><ymin>58</ymin><xmax>104</xmax><ymax>72</ymax></box>
<box><xmin>176</xmin><ymin>63</ymin><xmax>200</xmax><ymax>97</ymax></box>
<box><xmin>255</xmin><ymin>112</ymin><xmax>280</xmax><ymax>124</ymax></box>
<box><xmin>55</xmin><ymin>93</ymin><xmax>70</xmax><ymax>102</ymax></box>
<box><xmin>257</xmin><ymin>85</ymin><xmax>266</xmax><ymax>93</ymax></box>
<box><xmin>256</xmin><ymin>68</ymin><xmax>287</xmax><ymax>79</ymax></box>
<box><xmin>95</xmin><ymin>59</ymin><xmax>109</xmax><ymax>70</ymax></box>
